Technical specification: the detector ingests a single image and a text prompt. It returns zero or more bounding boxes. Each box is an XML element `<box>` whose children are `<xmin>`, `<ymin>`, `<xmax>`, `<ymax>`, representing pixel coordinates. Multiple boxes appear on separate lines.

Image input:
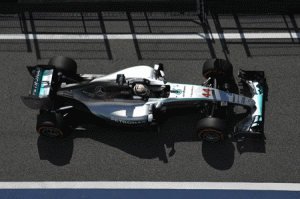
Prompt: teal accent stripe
<box><xmin>252</xmin><ymin>83</ymin><xmax>264</xmax><ymax>126</ymax></box>
<box><xmin>39</xmin><ymin>77</ymin><xmax>45</xmax><ymax>96</ymax></box>
<box><xmin>39</xmin><ymin>69</ymin><xmax>51</xmax><ymax>96</ymax></box>
<box><xmin>36</xmin><ymin>69</ymin><xmax>44</xmax><ymax>96</ymax></box>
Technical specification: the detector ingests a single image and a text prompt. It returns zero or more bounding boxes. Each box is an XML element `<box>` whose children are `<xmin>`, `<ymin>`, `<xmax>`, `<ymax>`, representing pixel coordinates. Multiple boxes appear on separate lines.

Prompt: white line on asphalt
<box><xmin>0</xmin><ymin>33</ymin><xmax>299</xmax><ymax>40</ymax></box>
<box><xmin>0</xmin><ymin>182</ymin><xmax>299</xmax><ymax>190</ymax></box>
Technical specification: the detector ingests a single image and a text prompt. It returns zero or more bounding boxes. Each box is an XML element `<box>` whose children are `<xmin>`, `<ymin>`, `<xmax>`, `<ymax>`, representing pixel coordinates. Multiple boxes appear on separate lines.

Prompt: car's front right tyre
<box><xmin>196</xmin><ymin>117</ymin><xmax>227</xmax><ymax>142</ymax></box>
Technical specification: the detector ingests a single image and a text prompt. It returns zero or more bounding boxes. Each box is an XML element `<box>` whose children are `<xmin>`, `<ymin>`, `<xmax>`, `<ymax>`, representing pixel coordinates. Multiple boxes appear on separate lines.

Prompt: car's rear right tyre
<box><xmin>48</xmin><ymin>56</ymin><xmax>77</xmax><ymax>76</ymax></box>
<box><xmin>36</xmin><ymin>112</ymin><xmax>68</xmax><ymax>138</ymax></box>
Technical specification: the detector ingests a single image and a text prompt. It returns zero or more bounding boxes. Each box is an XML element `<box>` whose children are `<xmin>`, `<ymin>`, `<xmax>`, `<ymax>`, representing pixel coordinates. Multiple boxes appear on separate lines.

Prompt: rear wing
<box><xmin>28</xmin><ymin>65</ymin><xmax>56</xmax><ymax>97</ymax></box>
<box><xmin>233</xmin><ymin>70</ymin><xmax>267</xmax><ymax>140</ymax></box>
<box><xmin>21</xmin><ymin>65</ymin><xmax>57</xmax><ymax>109</ymax></box>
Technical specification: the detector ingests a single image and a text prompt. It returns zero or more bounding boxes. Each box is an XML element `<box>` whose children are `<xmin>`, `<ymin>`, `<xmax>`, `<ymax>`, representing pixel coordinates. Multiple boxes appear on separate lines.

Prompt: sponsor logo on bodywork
<box><xmin>82</xmin><ymin>91</ymin><xmax>94</xmax><ymax>97</ymax></box>
<box><xmin>171</xmin><ymin>88</ymin><xmax>182</xmax><ymax>95</ymax></box>
<box><xmin>32</xmin><ymin>68</ymin><xmax>41</xmax><ymax>95</ymax></box>
<box><xmin>95</xmin><ymin>86</ymin><xmax>106</xmax><ymax>96</ymax></box>
<box><xmin>111</xmin><ymin>117</ymin><xmax>147</xmax><ymax>124</ymax></box>
<box><xmin>182</xmin><ymin>86</ymin><xmax>186</xmax><ymax>97</ymax></box>
<box><xmin>229</xmin><ymin>93</ymin><xmax>255</xmax><ymax>106</ymax></box>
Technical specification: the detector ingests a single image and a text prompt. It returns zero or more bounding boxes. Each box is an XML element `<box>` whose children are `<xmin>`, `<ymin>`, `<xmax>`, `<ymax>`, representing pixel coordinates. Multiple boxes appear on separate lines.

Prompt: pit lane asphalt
<box><xmin>0</xmin><ymin>12</ymin><xmax>299</xmax><ymax>182</ymax></box>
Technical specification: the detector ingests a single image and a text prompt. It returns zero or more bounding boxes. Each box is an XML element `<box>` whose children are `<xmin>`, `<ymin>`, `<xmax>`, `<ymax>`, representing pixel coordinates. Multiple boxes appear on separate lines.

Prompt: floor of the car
<box><xmin>233</xmin><ymin>105</ymin><xmax>248</xmax><ymax>114</ymax></box>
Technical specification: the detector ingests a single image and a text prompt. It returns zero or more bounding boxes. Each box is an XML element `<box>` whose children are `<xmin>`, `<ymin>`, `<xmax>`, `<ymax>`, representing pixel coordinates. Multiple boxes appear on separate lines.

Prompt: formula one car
<box><xmin>21</xmin><ymin>56</ymin><xmax>265</xmax><ymax>142</ymax></box>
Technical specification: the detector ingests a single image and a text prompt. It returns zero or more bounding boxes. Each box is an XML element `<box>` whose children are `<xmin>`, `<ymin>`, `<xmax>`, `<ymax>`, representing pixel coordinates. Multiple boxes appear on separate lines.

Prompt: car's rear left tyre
<box><xmin>48</xmin><ymin>56</ymin><xmax>77</xmax><ymax>76</ymax></box>
<box><xmin>202</xmin><ymin>59</ymin><xmax>233</xmax><ymax>79</ymax></box>
<box><xmin>36</xmin><ymin>112</ymin><xmax>68</xmax><ymax>138</ymax></box>
<box><xmin>196</xmin><ymin>117</ymin><xmax>227</xmax><ymax>142</ymax></box>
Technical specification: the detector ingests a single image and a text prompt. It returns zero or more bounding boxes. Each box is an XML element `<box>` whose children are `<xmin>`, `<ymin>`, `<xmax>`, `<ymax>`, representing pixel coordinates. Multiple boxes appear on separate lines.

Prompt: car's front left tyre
<box><xmin>202</xmin><ymin>59</ymin><xmax>233</xmax><ymax>79</ymax></box>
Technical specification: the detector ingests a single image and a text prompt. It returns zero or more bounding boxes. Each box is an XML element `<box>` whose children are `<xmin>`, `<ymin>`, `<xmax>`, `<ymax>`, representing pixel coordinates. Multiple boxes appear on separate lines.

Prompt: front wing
<box><xmin>233</xmin><ymin>70</ymin><xmax>266</xmax><ymax>140</ymax></box>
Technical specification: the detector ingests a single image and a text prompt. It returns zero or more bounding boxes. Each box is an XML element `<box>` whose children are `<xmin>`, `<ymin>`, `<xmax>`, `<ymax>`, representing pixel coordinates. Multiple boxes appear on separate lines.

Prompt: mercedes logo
<box><xmin>95</xmin><ymin>86</ymin><xmax>106</xmax><ymax>96</ymax></box>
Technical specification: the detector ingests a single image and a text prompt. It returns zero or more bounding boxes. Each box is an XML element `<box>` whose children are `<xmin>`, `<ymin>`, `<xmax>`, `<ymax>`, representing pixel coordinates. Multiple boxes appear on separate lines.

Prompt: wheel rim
<box><xmin>41</xmin><ymin>128</ymin><xmax>61</xmax><ymax>138</ymax></box>
<box><xmin>202</xmin><ymin>131</ymin><xmax>221</xmax><ymax>142</ymax></box>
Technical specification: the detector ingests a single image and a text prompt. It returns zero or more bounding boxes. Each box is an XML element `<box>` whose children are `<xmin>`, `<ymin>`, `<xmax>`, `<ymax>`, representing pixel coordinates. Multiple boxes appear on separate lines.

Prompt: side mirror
<box><xmin>154</xmin><ymin>63</ymin><xmax>164</xmax><ymax>71</ymax></box>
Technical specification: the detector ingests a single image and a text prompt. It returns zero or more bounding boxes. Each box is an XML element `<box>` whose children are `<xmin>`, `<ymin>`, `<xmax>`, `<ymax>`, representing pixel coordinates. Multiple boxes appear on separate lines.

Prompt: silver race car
<box><xmin>21</xmin><ymin>56</ymin><xmax>265</xmax><ymax>142</ymax></box>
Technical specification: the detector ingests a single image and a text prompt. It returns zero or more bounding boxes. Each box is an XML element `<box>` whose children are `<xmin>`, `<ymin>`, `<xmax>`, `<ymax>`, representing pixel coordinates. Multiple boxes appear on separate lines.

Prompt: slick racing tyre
<box><xmin>48</xmin><ymin>56</ymin><xmax>77</xmax><ymax>76</ymax></box>
<box><xmin>196</xmin><ymin>117</ymin><xmax>227</xmax><ymax>142</ymax></box>
<box><xmin>36</xmin><ymin>112</ymin><xmax>68</xmax><ymax>138</ymax></box>
<box><xmin>202</xmin><ymin>59</ymin><xmax>233</xmax><ymax>79</ymax></box>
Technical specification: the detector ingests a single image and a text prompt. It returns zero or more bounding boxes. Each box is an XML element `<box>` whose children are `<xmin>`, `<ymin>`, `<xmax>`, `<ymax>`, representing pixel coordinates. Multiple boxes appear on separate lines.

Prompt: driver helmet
<box><xmin>133</xmin><ymin>84</ymin><xmax>150</xmax><ymax>96</ymax></box>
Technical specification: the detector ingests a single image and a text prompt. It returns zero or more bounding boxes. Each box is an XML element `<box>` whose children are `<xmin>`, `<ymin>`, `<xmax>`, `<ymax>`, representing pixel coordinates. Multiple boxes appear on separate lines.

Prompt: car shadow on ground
<box><xmin>37</xmin><ymin>107</ymin><xmax>265</xmax><ymax>169</ymax></box>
